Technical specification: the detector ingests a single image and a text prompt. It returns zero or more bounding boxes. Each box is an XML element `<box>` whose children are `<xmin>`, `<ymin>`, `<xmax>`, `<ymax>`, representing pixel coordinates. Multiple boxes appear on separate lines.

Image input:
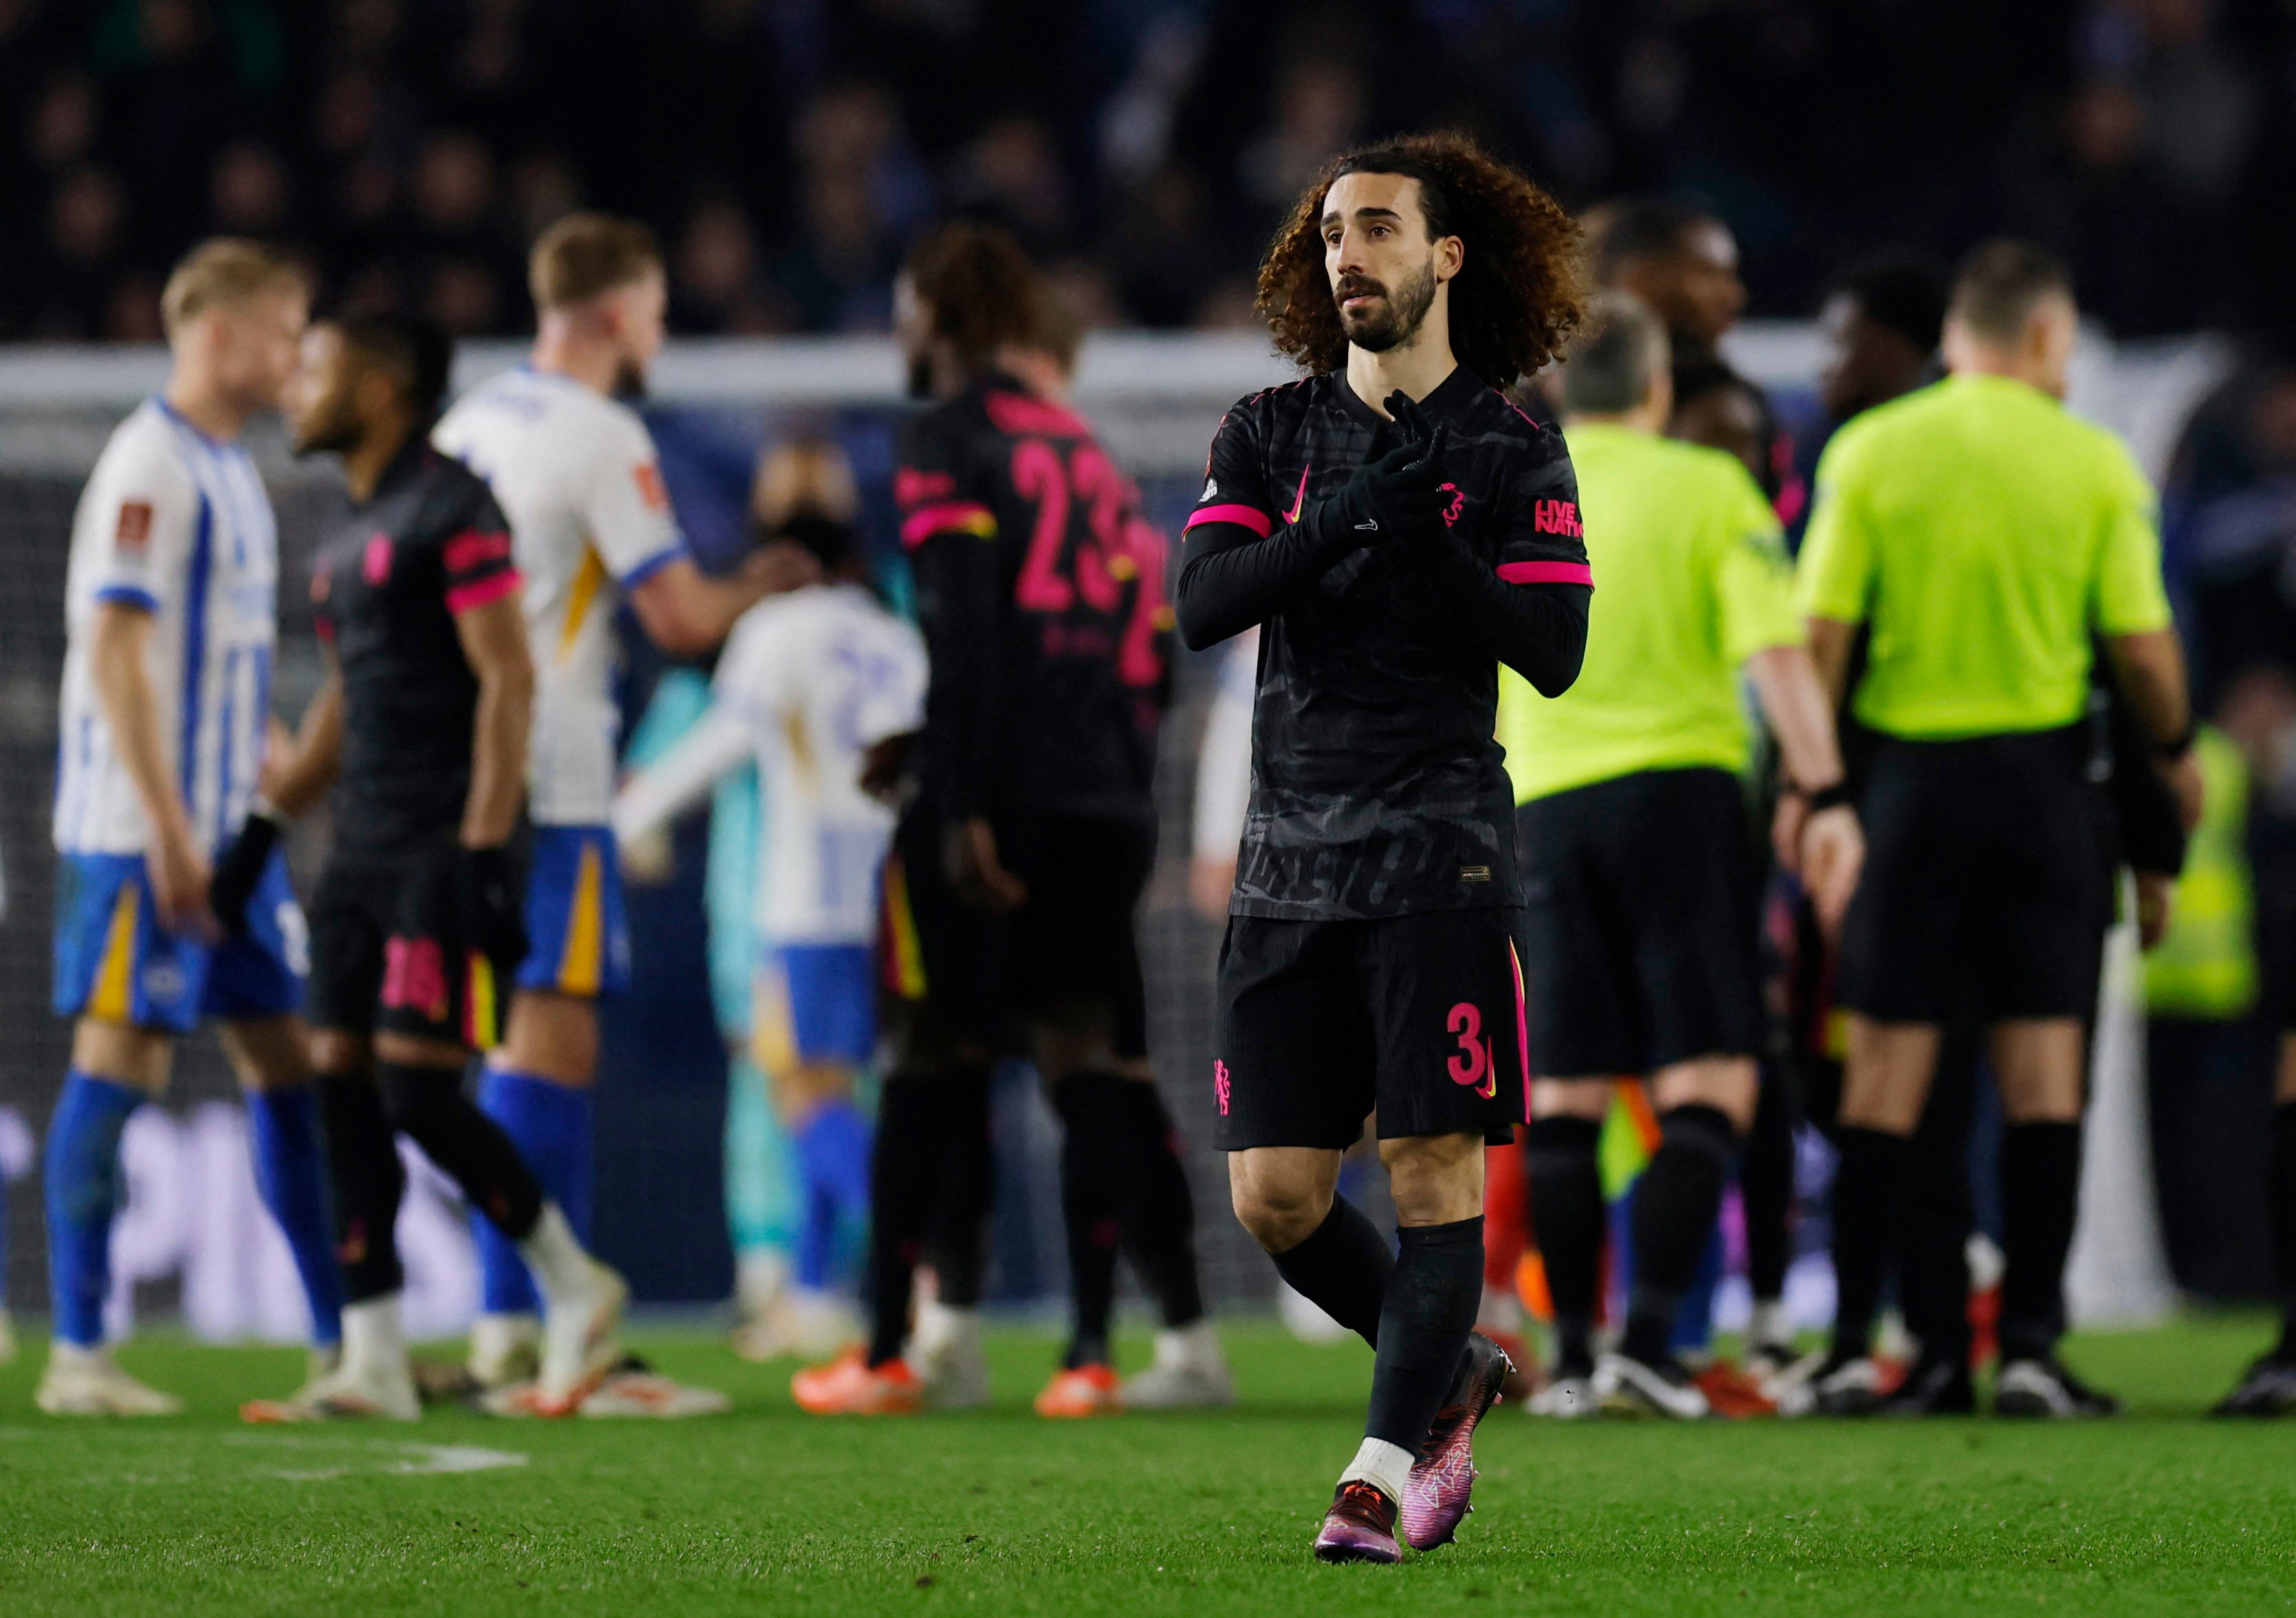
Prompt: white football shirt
<box><xmin>433</xmin><ymin>367</ymin><xmax>685</xmax><ymax>826</ymax></box>
<box><xmin>612</xmin><ymin>583</ymin><xmax>926</xmax><ymax>948</ymax></box>
<box><xmin>54</xmin><ymin>399</ymin><xmax>279</xmax><ymax>856</ymax></box>
<box><xmin>716</xmin><ymin>584</ymin><xmax>925</xmax><ymax>945</ymax></box>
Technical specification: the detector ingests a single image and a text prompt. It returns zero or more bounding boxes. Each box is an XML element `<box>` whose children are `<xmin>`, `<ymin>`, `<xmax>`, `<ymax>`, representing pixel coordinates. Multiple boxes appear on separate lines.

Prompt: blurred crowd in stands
<box><xmin>5</xmin><ymin>0</ymin><xmax>2296</xmax><ymax>345</ymax></box>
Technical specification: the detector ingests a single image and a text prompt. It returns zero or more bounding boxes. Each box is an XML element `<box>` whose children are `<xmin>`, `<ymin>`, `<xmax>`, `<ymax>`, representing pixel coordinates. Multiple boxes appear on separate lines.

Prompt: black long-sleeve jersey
<box><xmin>1176</xmin><ymin>364</ymin><xmax>1591</xmax><ymax>921</ymax></box>
<box><xmin>895</xmin><ymin>372</ymin><xmax>1173</xmax><ymax>824</ymax></box>
<box><xmin>311</xmin><ymin>439</ymin><xmax>519</xmax><ymax>862</ymax></box>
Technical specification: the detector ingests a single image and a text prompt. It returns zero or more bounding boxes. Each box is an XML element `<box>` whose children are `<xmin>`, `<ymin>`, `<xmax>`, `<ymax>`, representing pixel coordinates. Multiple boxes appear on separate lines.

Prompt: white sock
<box><xmin>342</xmin><ymin>1296</ymin><xmax>407</xmax><ymax>1379</ymax></box>
<box><xmin>471</xmin><ymin>1311</ymin><xmax>538</xmax><ymax>1360</ymax></box>
<box><xmin>1338</xmin><ymin>1437</ymin><xmax>1415</xmax><ymax>1506</ymax></box>
<box><xmin>1749</xmin><ymin>1300</ymin><xmax>1791</xmax><ymax>1353</ymax></box>
<box><xmin>1479</xmin><ymin>1282</ymin><xmax>1524</xmax><ymax>1334</ymax></box>
<box><xmin>913</xmin><ymin>1300</ymin><xmax>979</xmax><ymax>1359</ymax></box>
<box><xmin>736</xmin><ymin>1249</ymin><xmax>791</xmax><ymax>1313</ymax></box>
<box><xmin>517</xmin><ymin>1203</ymin><xmax>597</xmax><ymax>1307</ymax></box>
<box><xmin>1153</xmin><ymin>1319</ymin><xmax>1222</xmax><ymax>1368</ymax></box>
<box><xmin>48</xmin><ymin>1339</ymin><xmax>104</xmax><ymax>1368</ymax></box>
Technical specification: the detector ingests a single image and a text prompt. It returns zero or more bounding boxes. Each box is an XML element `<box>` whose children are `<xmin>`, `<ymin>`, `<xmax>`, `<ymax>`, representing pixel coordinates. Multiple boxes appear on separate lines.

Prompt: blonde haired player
<box><xmin>433</xmin><ymin>215</ymin><xmax>811</xmax><ymax>1387</ymax></box>
<box><xmin>40</xmin><ymin>241</ymin><xmax>347</xmax><ymax>1417</ymax></box>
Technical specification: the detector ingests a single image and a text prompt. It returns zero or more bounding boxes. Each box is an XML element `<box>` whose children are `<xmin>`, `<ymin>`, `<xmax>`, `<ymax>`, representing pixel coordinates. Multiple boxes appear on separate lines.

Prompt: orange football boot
<box><xmin>1033</xmin><ymin>1364</ymin><xmax>1121</xmax><ymax>1417</ymax></box>
<box><xmin>792</xmin><ymin>1346</ymin><xmax>923</xmax><ymax>1414</ymax></box>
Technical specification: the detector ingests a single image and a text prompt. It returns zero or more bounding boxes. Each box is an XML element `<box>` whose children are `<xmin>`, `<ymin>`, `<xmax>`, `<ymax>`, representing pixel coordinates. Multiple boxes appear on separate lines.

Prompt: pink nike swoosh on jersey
<box><xmin>1283</xmin><ymin>463</ymin><xmax>1310</xmax><ymax>523</ymax></box>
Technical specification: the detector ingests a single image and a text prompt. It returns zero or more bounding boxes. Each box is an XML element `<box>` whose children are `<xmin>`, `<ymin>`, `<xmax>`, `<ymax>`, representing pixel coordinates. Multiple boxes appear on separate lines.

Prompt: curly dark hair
<box><xmin>1256</xmin><ymin>132</ymin><xmax>1584</xmax><ymax>391</ymax></box>
<box><xmin>903</xmin><ymin>219</ymin><xmax>1041</xmax><ymax>373</ymax></box>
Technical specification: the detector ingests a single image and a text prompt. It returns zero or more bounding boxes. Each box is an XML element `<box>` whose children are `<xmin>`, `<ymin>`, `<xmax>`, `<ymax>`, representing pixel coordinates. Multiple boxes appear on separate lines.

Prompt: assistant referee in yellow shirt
<box><xmin>1797</xmin><ymin>241</ymin><xmax>2200</xmax><ymax>1419</ymax></box>
<box><xmin>1503</xmin><ymin>292</ymin><xmax>1862</xmax><ymax>1420</ymax></box>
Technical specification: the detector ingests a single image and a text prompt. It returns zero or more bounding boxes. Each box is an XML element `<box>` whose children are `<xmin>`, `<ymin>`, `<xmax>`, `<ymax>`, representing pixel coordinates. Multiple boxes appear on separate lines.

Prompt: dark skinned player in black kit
<box><xmin>1175</xmin><ymin>133</ymin><xmax>1590</xmax><ymax>1564</ymax></box>
<box><xmin>232</xmin><ymin>314</ymin><xmax>628</xmax><ymax>1421</ymax></box>
<box><xmin>793</xmin><ymin>223</ymin><xmax>1225</xmax><ymax>1418</ymax></box>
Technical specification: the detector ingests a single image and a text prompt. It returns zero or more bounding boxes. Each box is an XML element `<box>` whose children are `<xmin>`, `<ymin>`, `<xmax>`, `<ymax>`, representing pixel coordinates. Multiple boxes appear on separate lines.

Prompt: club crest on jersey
<box><xmin>1533</xmin><ymin>499</ymin><xmax>1582</xmax><ymax>538</ymax></box>
<box><xmin>113</xmin><ymin>500</ymin><xmax>153</xmax><ymax>556</ymax></box>
<box><xmin>896</xmin><ymin>468</ymin><xmax>957</xmax><ymax>509</ymax></box>
<box><xmin>1439</xmin><ymin>482</ymin><xmax>1466</xmax><ymax>529</ymax></box>
<box><xmin>633</xmin><ymin>463</ymin><xmax>670</xmax><ymax>513</ymax></box>
<box><xmin>363</xmin><ymin>533</ymin><xmax>394</xmax><ymax>584</ymax></box>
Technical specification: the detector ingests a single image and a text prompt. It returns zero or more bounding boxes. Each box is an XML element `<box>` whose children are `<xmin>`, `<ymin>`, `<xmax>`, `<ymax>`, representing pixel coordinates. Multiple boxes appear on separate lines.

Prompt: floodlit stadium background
<box><xmin>1</xmin><ymin>0</ymin><xmax>2293</xmax><ymax>1338</ymax></box>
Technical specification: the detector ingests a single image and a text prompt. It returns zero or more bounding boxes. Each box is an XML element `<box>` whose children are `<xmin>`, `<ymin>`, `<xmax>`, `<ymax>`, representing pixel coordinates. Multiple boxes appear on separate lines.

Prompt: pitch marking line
<box><xmin>221</xmin><ymin>1434</ymin><xmax>530</xmax><ymax>1481</ymax></box>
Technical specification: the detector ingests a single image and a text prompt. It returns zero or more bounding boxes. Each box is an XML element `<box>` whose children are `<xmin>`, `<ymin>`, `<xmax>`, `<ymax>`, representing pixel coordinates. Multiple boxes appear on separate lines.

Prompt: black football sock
<box><xmin>1365</xmin><ymin>1216</ymin><xmax>1484</xmax><ymax>1452</ymax></box>
<box><xmin>1828</xmin><ymin>1126</ymin><xmax>1908</xmax><ymax>1363</ymax></box>
<box><xmin>1742</xmin><ymin>1071</ymin><xmax>1796</xmax><ymax>1313</ymax></box>
<box><xmin>868</xmin><ymin>1075</ymin><xmax>951</xmax><ymax>1366</ymax></box>
<box><xmin>1998</xmin><ymin>1121</ymin><xmax>2082</xmax><ymax>1364</ymax></box>
<box><xmin>1052</xmin><ymin>1073</ymin><xmax>1130</xmax><ymax>1369</ymax></box>
<box><xmin>2273</xmin><ymin>1104</ymin><xmax>2296</xmax><ymax>1362</ymax></box>
<box><xmin>376</xmin><ymin>1062</ymin><xmax>543</xmax><ymax>1240</ymax></box>
<box><xmin>1525</xmin><ymin>1115</ymin><xmax>1604</xmax><ymax>1373</ymax></box>
<box><xmin>1270</xmin><ymin>1195</ymin><xmax>1393</xmax><ymax>1348</ymax></box>
<box><xmin>1901</xmin><ymin>1113</ymin><xmax>1976</xmax><ymax>1369</ymax></box>
<box><xmin>1620</xmin><ymin>1105</ymin><xmax>1739</xmax><ymax>1366</ymax></box>
<box><xmin>923</xmin><ymin>1068</ymin><xmax>995</xmax><ymax>1310</ymax></box>
<box><xmin>1116</xmin><ymin>1082</ymin><xmax>1207</xmax><ymax>1330</ymax></box>
<box><xmin>316</xmin><ymin>1071</ymin><xmax>406</xmax><ymax>1304</ymax></box>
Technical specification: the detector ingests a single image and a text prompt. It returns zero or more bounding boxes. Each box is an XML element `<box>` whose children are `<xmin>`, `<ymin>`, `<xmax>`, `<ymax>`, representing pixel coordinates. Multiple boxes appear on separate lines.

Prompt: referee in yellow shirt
<box><xmin>1503</xmin><ymin>293</ymin><xmax>1862</xmax><ymax>1419</ymax></box>
<box><xmin>1797</xmin><ymin>241</ymin><xmax>2200</xmax><ymax>1418</ymax></box>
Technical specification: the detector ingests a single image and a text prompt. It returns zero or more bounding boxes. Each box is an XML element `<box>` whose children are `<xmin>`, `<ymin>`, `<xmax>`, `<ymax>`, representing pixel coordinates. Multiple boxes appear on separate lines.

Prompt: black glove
<box><xmin>208</xmin><ymin>810</ymin><xmax>283</xmax><ymax>937</ymax></box>
<box><xmin>456</xmin><ymin>844</ymin><xmax>529</xmax><ymax>974</ymax></box>
<box><xmin>1300</xmin><ymin>404</ymin><xmax>1451</xmax><ymax>550</ymax></box>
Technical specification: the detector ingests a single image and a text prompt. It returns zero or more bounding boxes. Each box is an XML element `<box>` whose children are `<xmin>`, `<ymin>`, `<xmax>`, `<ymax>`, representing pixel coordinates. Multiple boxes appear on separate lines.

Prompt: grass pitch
<box><xmin>3</xmin><ymin>1318</ymin><xmax>2295</xmax><ymax>1617</ymax></box>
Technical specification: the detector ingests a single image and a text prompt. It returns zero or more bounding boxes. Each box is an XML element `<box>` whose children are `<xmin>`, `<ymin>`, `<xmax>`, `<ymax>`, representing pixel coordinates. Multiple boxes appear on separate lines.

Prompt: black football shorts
<box><xmin>1212</xmin><ymin>906</ymin><xmax>1528</xmax><ymax>1150</ymax></box>
<box><xmin>883</xmin><ymin>810</ymin><xmax>1153</xmax><ymax>1059</ymax></box>
<box><xmin>307</xmin><ymin>840</ymin><xmax>509</xmax><ymax>1049</ymax></box>
<box><xmin>1837</xmin><ymin>726</ymin><xmax>2108</xmax><ymax>1023</ymax></box>
<box><xmin>1514</xmin><ymin>766</ymin><xmax>1765</xmax><ymax>1077</ymax></box>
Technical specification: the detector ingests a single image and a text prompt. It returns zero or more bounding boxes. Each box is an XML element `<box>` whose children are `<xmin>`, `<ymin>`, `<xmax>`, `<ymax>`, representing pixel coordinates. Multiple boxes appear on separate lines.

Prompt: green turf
<box><xmin>3</xmin><ymin>1318</ymin><xmax>2295</xmax><ymax>1617</ymax></box>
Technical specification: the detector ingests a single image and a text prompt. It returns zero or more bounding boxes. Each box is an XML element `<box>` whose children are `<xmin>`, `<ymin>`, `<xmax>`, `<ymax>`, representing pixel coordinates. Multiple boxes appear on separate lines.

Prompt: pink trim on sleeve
<box><xmin>1497</xmin><ymin>560</ymin><xmax>1594</xmax><ymax>587</ymax></box>
<box><xmin>1182</xmin><ymin>503</ymin><xmax>1274</xmax><ymax>539</ymax></box>
<box><xmin>446</xmin><ymin>568</ymin><xmax>522</xmax><ymax>615</ymax></box>
<box><xmin>900</xmin><ymin>501</ymin><xmax>997</xmax><ymax>550</ymax></box>
<box><xmin>443</xmin><ymin>528</ymin><xmax>513</xmax><ymax>573</ymax></box>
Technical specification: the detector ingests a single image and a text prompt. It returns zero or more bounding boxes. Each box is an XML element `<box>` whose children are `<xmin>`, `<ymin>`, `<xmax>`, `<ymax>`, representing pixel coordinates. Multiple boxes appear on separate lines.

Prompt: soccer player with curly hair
<box><xmin>1174</xmin><ymin>131</ymin><xmax>1591</xmax><ymax>1562</ymax></box>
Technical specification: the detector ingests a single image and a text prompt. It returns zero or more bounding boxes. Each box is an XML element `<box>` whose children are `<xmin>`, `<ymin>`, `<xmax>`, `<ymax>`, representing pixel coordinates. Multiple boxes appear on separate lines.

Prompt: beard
<box><xmin>1336</xmin><ymin>258</ymin><xmax>1437</xmax><ymax>353</ymax></box>
<box><xmin>612</xmin><ymin>354</ymin><xmax>648</xmax><ymax>400</ymax></box>
<box><xmin>288</xmin><ymin>400</ymin><xmax>362</xmax><ymax>458</ymax></box>
<box><xmin>905</xmin><ymin>348</ymin><xmax>934</xmax><ymax>400</ymax></box>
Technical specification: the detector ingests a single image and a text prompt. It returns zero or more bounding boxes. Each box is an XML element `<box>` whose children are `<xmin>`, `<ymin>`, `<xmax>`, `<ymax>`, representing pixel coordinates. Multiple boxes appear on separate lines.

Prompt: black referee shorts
<box><xmin>884</xmin><ymin>809</ymin><xmax>1154</xmax><ymax>1059</ymax></box>
<box><xmin>1839</xmin><ymin>726</ymin><xmax>2106</xmax><ymax>1024</ymax></box>
<box><xmin>307</xmin><ymin>840</ymin><xmax>508</xmax><ymax>1049</ymax></box>
<box><xmin>1514</xmin><ymin>767</ymin><xmax>1765</xmax><ymax>1078</ymax></box>
<box><xmin>1212</xmin><ymin>907</ymin><xmax>1528</xmax><ymax>1151</ymax></box>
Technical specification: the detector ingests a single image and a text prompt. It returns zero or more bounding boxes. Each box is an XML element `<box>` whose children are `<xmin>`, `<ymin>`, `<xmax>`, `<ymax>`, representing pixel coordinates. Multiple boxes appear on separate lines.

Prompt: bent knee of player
<box><xmin>217</xmin><ymin>1015</ymin><xmax>312</xmax><ymax>1092</ymax></box>
<box><xmin>70</xmin><ymin>1018</ymin><xmax>173</xmax><ymax>1095</ymax></box>
<box><xmin>885</xmin><ymin>1001</ymin><xmax>989</xmax><ymax>1078</ymax></box>
<box><xmin>373</xmin><ymin>1031</ymin><xmax>472</xmax><ymax>1073</ymax></box>
<box><xmin>1648</xmin><ymin>1056</ymin><xmax>1758</xmax><ymax>1132</ymax></box>
<box><xmin>1991</xmin><ymin>1018</ymin><xmax>2086</xmax><ymax>1124</ymax></box>
<box><xmin>308</xmin><ymin>1027</ymin><xmax>372</xmax><ymax>1076</ymax></box>
<box><xmin>496</xmin><ymin>991</ymin><xmax>599</xmax><ymax>1085</ymax></box>
<box><xmin>1380</xmin><ymin>1132</ymin><xmax>1486</xmax><ymax>1227</ymax></box>
<box><xmin>1031</xmin><ymin>998</ymin><xmax>1119</xmax><ymax>1082</ymax></box>
<box><xmin>1839</xmin><ymin>1016</ymin><xmax>1937</xmax><ymax>1135</ymax></box>
<box><xmin>1228</xmin><ymin>1152</ymin><xmax>1334</xmax><ymax>1252</ymax></box>
<box><xmin>1530</xmin><ymin>1078</ymin><xmax>1611</xmax><ymax>1122</ymax></box>
<box><xmin>772</xmin><ymin>1060</ymin><xmax>859</xmax><ymax>1115</ymax></box>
